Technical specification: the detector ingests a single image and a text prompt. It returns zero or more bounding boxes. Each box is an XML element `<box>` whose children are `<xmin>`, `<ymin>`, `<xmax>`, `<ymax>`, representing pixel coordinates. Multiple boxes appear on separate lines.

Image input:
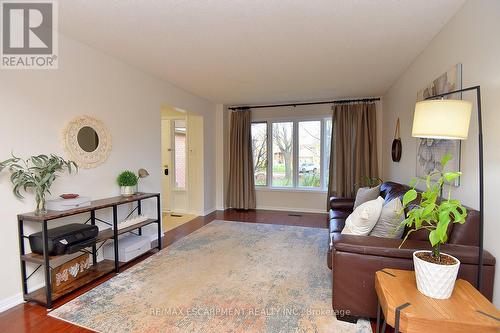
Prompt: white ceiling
<box><xmin>59</xmin><ymin>0</ymin><xmax>465</xmax><ymax>105</ymax></box>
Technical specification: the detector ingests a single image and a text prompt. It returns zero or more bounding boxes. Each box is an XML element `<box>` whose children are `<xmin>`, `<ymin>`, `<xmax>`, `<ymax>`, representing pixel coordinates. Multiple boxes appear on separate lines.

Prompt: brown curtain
<box><xmin>327</xmin><ymin>103</ymin><xmax>378</xmax><ymax>199</ymax></box>
<box><xmin>227</xmin><ymin>110</ymin><xmax>256</xmax><ymax>209</ymax></box>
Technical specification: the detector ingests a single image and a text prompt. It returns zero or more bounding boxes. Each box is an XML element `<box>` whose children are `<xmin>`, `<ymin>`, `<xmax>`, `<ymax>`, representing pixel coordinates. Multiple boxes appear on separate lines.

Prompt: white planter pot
<box><xmin>413</xmin><ymin>250</ymin><xmax>460</xmax><ymax>299</ymax></box>
<box><xmin>120</xmin><ymin>186</ymin><xmax>136</xmax><ymax>197</ymax></box>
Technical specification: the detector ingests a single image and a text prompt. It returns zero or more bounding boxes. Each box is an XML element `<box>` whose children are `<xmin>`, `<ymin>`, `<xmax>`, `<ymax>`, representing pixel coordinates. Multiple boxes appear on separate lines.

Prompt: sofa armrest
<box><xmin>332</xmin><ymin>234</ymin><xmax>495</xmax><ymax>266</ymax></box>
<box><xmin>330</xmin><ymin>197</ymin><xmax>354</xmax><ymax>211</ymax></box>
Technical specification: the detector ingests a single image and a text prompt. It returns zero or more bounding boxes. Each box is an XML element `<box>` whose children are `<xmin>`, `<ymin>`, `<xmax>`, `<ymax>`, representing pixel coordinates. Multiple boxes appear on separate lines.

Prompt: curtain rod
<box><xmin>228</xmin><ymin>97</ymin><xmax>380</xmax><ymax>111</ymax></box>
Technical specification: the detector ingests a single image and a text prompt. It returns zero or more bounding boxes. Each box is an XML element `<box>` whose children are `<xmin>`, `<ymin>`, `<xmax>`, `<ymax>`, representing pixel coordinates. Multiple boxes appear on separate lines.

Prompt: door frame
<box><xmin>162</xmin><ymin>117</ymin><xmax>189</xmax><ymax>213</ymax></box>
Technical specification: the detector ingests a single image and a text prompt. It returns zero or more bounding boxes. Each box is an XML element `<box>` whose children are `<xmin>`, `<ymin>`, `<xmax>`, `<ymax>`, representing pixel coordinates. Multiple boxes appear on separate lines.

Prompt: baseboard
<box><xmin>0</xmin><ymin>293</ymin><xmax>23</xmax><ymax>313</ymax></box>
<box><xmin>203</xmin><ymin>207</ymin><xmax>217</xmax><ymax>216</ymax></box>
<box><xmin>164</xmin><ymin>209</ymin><xmax>198</xmax><ymax>216</ymax></box>
<box><xmin>0</xmin><ymin>282</ymin><xmax>44</xmax><ymax>313</ymax></box>
<box><xmin>255</xmin><ymin>205</ymin><xmax>328</xmax><ymax>214</ymax></box>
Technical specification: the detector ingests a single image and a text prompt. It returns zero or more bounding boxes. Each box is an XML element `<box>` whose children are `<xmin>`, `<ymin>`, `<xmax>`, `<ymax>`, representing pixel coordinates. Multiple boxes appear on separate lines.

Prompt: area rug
<box><xmin>49</xmin><ymin>220</ymin><xmax>372</xmax><ymax>333</ymax></box>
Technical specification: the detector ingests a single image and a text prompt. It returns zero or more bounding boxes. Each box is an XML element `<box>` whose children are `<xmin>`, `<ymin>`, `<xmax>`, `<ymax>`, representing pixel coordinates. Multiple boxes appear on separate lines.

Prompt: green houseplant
<box><xmin>399</xmin><ymin>153</ymin><xmax>467</xmax><ymax>299</ymax></box>
<box><xmin>117</xmin><ymin>170</ymin><xmax>138</xmax><ymax>196</ymax></box>
<box><xmin>0</xmin><ymin>154</ymin><xmax>78</xmax><ymax>215</ymax></box>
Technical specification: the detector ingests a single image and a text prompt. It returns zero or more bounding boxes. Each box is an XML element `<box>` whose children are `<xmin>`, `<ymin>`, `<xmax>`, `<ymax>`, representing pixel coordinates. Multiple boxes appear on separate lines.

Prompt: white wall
<box><xmin>0</xmin><ymin>34</ymin><xmax>216</xmax><ymax>310</ymax></box>
<box><xmin>215</xmin><ymin>104</ymin><xmax>227</xmax><ymax>210</ymax></box>
<box><xmin>381</xmin><ymin>0</ymin><xmax>500</xmax><ymax>305</ymax></box>
<box><xmin>216</xmin><ymin>102</ymin><xmax>382</xmax><ymax>213</ymax></box>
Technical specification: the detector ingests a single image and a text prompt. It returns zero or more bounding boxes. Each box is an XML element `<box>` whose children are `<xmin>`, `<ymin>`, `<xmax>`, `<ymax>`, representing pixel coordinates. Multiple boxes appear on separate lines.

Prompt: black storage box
<box><xmin>29</xmin><ymin>223</ymin><xmax>99</xmax><ymax>256</ymax></box>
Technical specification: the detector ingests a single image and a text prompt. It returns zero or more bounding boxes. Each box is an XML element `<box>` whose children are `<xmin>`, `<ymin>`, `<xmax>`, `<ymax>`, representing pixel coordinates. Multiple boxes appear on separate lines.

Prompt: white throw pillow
<box><xmin>370</xmin><ymin>198</ymin><xmax>405</xmax><ymax>239</ymax></box>
<box><xmin>342</xmin><ymin>196</ymin><xmax>384</xmax><ymax>236</ymax></box>
<box><xmin>353</xmin><ymin>185</ymin><xmax>381</xmax><ymax>209</ymax></box>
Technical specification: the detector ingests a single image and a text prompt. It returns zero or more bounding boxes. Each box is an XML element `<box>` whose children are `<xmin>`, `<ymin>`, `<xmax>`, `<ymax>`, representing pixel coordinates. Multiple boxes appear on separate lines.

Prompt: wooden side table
<box><xmin>375</xmin><ymin>268</ymin><xmax>500</xmax><ymax>333</ymax></box>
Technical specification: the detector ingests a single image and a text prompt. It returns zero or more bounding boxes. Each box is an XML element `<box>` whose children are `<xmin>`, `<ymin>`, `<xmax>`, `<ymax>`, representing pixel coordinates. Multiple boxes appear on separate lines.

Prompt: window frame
<box><xmin>251</xmin><ymin>121</ymin><xmax>269</xmax><ymax>187</ymax></box>
<box><xmin>251</xmin><ymin>115</ymin><xmax>331</xmax><ymax>193</ymax></box>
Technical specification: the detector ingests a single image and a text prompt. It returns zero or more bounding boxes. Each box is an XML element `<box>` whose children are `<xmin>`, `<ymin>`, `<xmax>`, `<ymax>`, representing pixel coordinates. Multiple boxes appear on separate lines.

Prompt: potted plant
<box><xmin>399</xmin><ymin>153</ymin><xmax>467</xmax><ymax>299</ymax></box>
<box><xmin>117</xmin><ymin>170</ymin><xmax>138</xmax><ymax>196</ymax></box>
<box><xmin>0</xmin><ymin>154</ymin><xmax>78</xmax><ymax>215</ymax></box>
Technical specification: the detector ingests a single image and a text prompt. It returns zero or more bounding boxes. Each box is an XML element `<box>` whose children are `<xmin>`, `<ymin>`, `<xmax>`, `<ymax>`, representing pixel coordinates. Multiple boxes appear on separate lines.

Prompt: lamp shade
<box><xmin>412</xmin><ymin>99</ymin><xmax>472</xmax><ymax>140</ymax></box>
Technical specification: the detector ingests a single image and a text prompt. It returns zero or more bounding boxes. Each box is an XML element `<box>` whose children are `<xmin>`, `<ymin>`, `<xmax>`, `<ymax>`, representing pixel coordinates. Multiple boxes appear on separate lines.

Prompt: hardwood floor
<box><xmin>0</xmin><ymin>209</ymin><xmax>385</xmax><ymax>332</ymax></box>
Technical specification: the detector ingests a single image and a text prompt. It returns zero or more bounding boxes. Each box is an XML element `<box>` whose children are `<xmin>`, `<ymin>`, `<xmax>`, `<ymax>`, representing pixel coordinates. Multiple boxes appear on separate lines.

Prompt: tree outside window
<box><xmin>272</xmin><ymin>122</ymin><xmax>293</xmax><ymax>187</ymax></box>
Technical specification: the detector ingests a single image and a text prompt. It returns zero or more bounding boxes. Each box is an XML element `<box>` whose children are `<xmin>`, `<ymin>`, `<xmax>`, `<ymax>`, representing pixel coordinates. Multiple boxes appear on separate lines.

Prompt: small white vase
<box><xmin>120</xmin><ymin>185</ymin><xmax>136</xmax><ymax>197</ymax></box>
<box><xmin>413</xmin><ymin>250</ymin><xmax>460</xmax><ymax>299</ymax></box>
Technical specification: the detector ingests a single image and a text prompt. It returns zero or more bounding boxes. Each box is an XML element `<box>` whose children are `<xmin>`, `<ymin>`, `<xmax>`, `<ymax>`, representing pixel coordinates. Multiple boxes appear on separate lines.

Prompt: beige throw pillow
<box><xmin>353</xmin><ymin>185</ymin><xmax>381</xmax><ymax>209</ymax></box>
<box><xmin>342</xmin><ymin>196</ymin><xmax>384</xmax><ymax>236</ymax></box>
<box><xmin>370</xmin><ymin>198</ymin><xmax>405</xmax><ymax>239</ymax></box>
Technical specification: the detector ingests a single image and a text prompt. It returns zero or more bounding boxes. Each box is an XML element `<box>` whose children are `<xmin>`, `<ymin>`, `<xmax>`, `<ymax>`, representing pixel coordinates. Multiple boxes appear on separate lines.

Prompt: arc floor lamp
<box><xmin>411</xmin><ymin>85</ymin><xmax>484</xmax><ymax>292</ymax></box>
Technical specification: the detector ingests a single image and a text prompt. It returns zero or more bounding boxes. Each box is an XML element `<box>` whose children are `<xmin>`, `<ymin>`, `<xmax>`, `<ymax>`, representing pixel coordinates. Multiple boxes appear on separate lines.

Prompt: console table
<box><xmin>375</xmin><ymin>268</ymin><xmax>500</xmax><ymax>333</ymax></box>
<box><xmin>17</xmin><ymin>192</ymin><xmax>161</xmax><ymax>308</ymax></box>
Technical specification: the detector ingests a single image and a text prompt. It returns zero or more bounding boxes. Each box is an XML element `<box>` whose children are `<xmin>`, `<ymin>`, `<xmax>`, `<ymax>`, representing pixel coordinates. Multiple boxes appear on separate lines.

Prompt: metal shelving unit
<box><xmin>17</xmin><ymin>192</ymin><xmax>162</xmax><ymax>308</ymax></box>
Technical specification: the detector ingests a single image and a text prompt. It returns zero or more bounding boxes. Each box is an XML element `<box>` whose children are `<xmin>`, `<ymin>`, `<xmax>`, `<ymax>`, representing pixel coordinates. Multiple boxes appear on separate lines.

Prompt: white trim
<box><xmin>0</xmin><ymin>293</ymin><xmax>24</xmax><ymax>313</ymax></box>
<box><xmin>165</xmin><ymin>209</ymin><xmax>198</xmax><ymax>216</ymax></box>
<box><xmin>255</xmin><ymin>205</ymin><xmax>328</xmax><ymax>214</ymax></box>
<box><xmin>0</xmin><ymin>282</ymin><xmax>44</xmax><ymax>313</ymax></box>
<box><xmin>203</xmin><ymin>207</ymin><xmax>217</xmax><ymax>216</ymax></box>
<box><xmin>255</xmin><ymin>186</ymin><xmax>327</xmax><ymax>194</ymax></box>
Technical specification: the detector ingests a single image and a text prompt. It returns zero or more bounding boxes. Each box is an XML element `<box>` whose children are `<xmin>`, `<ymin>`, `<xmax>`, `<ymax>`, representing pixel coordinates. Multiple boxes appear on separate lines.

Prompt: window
<box><xmin>173</xmin><ymin>120</ymin><xmax>186</xmax><ymax>189</ymax></box>
<box><xmin>324</xmin><ymin>118</ymin><xmax>332</xmax><ymax>188</ymax></box>
<box><xmin>298</xmin><ymin>121</ymin><xmax>321</xmax><ymax>188</ymax></box>
<box><xmin>251</xmin><ymin>117</ymin><xmax>333</xmax><ymax>191</ymax></box>
<box><xmin>272</xmin><ymin>122</ymin><xmax>294</xmax><ymax>187</ymax></box>
<box><xmin>251</xmin><ymin>123</ymin><xmax>268</xmax><ymax>186</ymax></box>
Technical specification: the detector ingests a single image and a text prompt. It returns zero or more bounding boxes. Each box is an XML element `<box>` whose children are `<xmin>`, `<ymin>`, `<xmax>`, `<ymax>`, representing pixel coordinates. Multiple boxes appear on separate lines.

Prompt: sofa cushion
<box><xmin>342</xmin><ymin>197</ymin><xmax>384</xmax><ymax>236</ymax></box>
<box><xmin>380</xmin><ymin>182</ymin><xmax>411</xmax><ymax>203</ymax></box>
<box><xmin>353</xmin><ymin>185</ymin><xmax>381</xmax><ymax>209</ymax></box>
<box><xmin>370</xmin><ymin>198</ymin><xmax>405</xmax><ymax>239</ymax></box>
<box><xmin>449</xmin><ymin>209</ymin><xmax>480</xmax><ymax>246</ymax></box>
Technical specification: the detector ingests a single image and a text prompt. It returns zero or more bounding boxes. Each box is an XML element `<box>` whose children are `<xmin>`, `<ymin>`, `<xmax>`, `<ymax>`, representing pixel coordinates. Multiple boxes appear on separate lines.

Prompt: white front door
<box><xmin>161</xmin><ymin>119</ymin><xmax>172</xmax><ymax>211</ymax></box>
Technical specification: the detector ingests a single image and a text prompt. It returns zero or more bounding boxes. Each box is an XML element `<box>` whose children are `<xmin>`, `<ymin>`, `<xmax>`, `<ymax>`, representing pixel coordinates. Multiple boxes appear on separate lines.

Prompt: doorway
<box><xmin>161</xmin><ymin>106</ymin><xmax>197</xmax><ymax>231</ymax></box>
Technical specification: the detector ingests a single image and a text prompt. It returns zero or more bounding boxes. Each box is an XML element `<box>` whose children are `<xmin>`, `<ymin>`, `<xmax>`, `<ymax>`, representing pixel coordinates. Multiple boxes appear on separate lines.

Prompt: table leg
<box><xmin>18</xmin><ymin>218</ymin><xmax>28</xmax><ymax>297</ymax></box>
<box><xmin>394</xmin><ymin>302</ymin><xmax>411</xmax><ymax>333</ymax></box>
<box><xmin>113</xmin><ymin>205</ymin><xmax>119</xmax><ymax>273</ymax></box>
<box><xmin>42</xmin><ymin>220</ymin><xmax>52</xmax><ymax>308</ymax></box>
<box><xmin>156</xmin><ymin>194</ymin><xmax>162</xmax><ymax>250</ymax></box>
<box><xmin>376</xmin><ymin>300</ymin><xmax>381</xmax><ymax>333</ymax></box>
<box><xmin>90</xmin><ymin>211</ymin><xmax>97</xmax><ymax>265</ymax></box>
<box><xmin>137</xmin><ymin>200</ymin><xmax>142</xmax><ymax>236</ymax></box>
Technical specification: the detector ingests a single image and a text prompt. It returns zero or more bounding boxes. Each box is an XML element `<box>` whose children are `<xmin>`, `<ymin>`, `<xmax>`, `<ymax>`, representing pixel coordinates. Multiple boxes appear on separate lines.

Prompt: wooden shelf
<box><xmin>21</xmin><ymin>219</ymin><xmax>158</xmax><ymax>265</ymax></box>
<box><xmin>18</xmin><ymin>192</ymin><xmax>159</xmax><ymax>222</ymax></box>
<box><xmin>25</xmin><ymin>260</ymin><xmax>115</xmax><ymax>305</ymax></box>
<box><xmin>21</xmin><ymin>229</ymin><xmax>114</xmax><ymax>265</ymax></box>
<box><xmin>117</xmin><ymin>218</ymin><xmax>158</xmax><ymax>235</ymax></box>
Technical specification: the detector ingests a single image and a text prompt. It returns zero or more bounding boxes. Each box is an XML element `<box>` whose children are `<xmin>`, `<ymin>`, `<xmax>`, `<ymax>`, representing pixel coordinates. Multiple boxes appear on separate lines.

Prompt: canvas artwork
<box><xmin>415</xmin><ymin>64</ymin><xmax>462</xmax><ymax>186</ymax></box>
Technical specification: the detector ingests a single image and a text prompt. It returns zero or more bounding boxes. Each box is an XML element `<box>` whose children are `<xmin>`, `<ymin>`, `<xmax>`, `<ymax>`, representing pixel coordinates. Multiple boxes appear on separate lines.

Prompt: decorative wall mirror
<box><xmin>63</xmin><ymin>116</ymin><xmax>112</xmax><ymax>168</ymax></box>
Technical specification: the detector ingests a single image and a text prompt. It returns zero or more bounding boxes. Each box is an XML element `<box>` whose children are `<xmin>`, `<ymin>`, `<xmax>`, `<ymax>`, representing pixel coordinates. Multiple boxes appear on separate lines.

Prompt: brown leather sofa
<box><xmin>328</xmin><ymin>181</ymin><xmax>495</xmax><ymax>319</ymax></box>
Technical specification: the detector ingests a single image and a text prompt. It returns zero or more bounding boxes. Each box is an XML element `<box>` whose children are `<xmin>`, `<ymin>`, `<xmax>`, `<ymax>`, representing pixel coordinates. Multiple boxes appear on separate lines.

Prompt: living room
<box><xmin>0</xmin><ymin>1</ymin><xmax>499</xmax><ymax>332</ymax></box>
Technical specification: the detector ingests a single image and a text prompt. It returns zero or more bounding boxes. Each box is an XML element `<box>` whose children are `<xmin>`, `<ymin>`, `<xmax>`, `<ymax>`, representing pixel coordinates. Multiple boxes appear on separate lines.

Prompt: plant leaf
<box><xmin>402</xmin><ymin>189</ymin><xmax>418</xmax><ymax>207</ymax></box>
<box><xmin>441</xmin><ymin>153</ymin><xmax>453</xmax><ymax>168</ymax></box>
<box><xmin>429</xmin><ymin>230</ymin><xmax>440</xmax><ymax>247</ymax></box>
<box><xmin>444</xmin><ymin>172</ymin><xmax>461</xmax><ymax>183</ymax></box>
